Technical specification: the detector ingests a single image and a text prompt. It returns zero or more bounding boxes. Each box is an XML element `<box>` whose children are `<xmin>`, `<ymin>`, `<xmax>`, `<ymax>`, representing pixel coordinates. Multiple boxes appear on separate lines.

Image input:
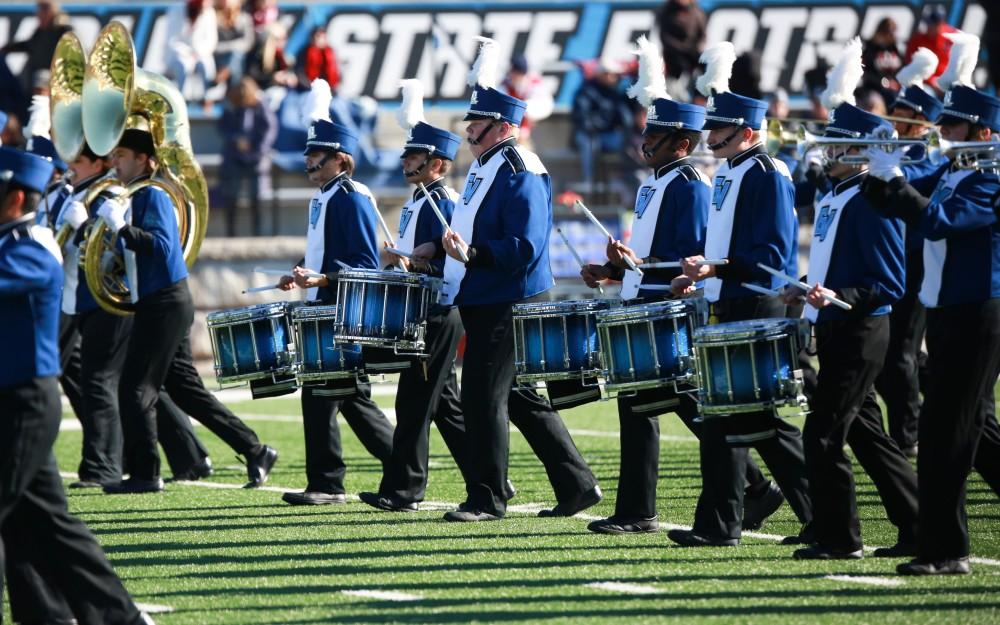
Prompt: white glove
<box><xmin>97</xmin><ymin>199</ymin><xmax>128</xmax><ymax>233</ymax></box>
<box><xmin>865</xmin><ymin>146</ymin><xmax>904</xmax><ymax>182</ymax></box>
<box><xmin>61</xmin><ymin>200</ymin><xmax>88</xmax><ymax>230</ymax></box>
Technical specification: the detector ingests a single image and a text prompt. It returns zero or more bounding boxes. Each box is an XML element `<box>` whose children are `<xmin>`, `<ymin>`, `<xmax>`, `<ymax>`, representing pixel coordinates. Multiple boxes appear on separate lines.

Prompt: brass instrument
<box><xmin>766</xmin><ymin>120</ymin><xmax>928</xmax><ymax>165</ymax></box>
<box><xmin>75</xmin><ymin>21</ymin><xmax>208</xmax><ymax>315</ymax></box>
<box><xmin>927</xmin><ymin>134</ymin><xmax>1000</xmax><ymax>170</ymax></box>
<box><xmin>50</xmin><ymin>32</ymin><xmax>87</xmax><ymax>163</ymax></box>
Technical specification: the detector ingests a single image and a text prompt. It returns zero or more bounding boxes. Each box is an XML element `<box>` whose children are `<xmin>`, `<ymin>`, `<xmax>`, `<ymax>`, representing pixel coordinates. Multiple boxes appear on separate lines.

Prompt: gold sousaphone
<box><xmin>64</xmin><ymin>21</ymin><xmax>208</xmax><ymax>315</ymax></box>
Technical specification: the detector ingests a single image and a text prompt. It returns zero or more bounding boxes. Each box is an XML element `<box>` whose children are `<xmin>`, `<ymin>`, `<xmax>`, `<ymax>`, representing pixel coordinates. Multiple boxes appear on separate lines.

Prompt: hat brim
<box><xmin>702</xmin><ymin>119</ymin><xmax>741</xmax><ymax>131</ymax></box>
<box><xmin>302</xmin><ymin>144</ymin><xmax>342</xmax><ymax>156</ymax></box>
<box><xmin>935</xmin><ymin>112</ymin><xmax>969</xmax><ymax>127</ymax></box>
<box><xmin>462</xmin><ymin>112</ymin><xmax>498</xmax><ymax>122</ymax></box>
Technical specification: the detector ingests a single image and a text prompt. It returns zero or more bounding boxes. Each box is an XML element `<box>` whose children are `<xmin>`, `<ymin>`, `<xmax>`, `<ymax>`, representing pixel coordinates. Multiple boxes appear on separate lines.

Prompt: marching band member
<box><xmin>101</xmin><ymin>125</ymin><xmax>277</xmax><ymax>494</ymax></box>
<box><xmin>581</xmin><ymin>37</ymin><xmax>779</xmax><ymax>535</ymax></box>
<box><xmin>863</xmin><ymin>32</ymin><xmax>1000</xmax><ymax>575</ymax></box>
<box><xmin>671</xmin><ymin>41</ymin><xmax>813</xmax><ymax>547</ymax></box>
<box><xmin>872</xmin><ymin>47</ymin><xmax>944</xmax><ymax>455</ymax></box>
<box><xmin>782</xmin><ymin>38</ymin><xmax>919</xmax><ymax>560</ymax></box>
<box><xmin>0</xmin><ymin>145</ymin><xmax>154</xmax><ymax>625</ymax></box>
<box><xmin>360</xmin><ymin>79</ymin><xmax>474</xmax><ymax>512</ymax></box>
<box><xmin>277</xmin><ymin>79</ymin><xmax>395</xmax><ymax>506</ymax></box>
<box><xmin>431</xmin><ymin>38</ymin><xmax>599</xmax><ymax>522</ymax></box>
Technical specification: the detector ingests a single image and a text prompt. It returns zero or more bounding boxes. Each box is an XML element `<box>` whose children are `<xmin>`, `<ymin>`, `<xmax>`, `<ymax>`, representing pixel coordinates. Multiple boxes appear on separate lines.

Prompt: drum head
<box><xmin>208</xmin><ymin>302</ymin><xmax>289</xmax><ymax>326</ymax></box>
<box><xmin>513</xmin><ymin>299</ymin><xmax>614</xmax><ymax>317</ymax></box>
<box><xmin>596</xmin><ymin>299</ymin><xmax>688</xmax><ymax>324</ymax></box>
<box><xmin>694</xmin><ymin>318</ymin><xmax>799</xmax><ymax>343</ymax></box>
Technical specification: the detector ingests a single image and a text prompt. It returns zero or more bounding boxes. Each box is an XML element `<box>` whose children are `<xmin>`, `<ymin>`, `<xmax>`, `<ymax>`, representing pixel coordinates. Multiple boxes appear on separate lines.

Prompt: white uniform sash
<box><xmin>60</xmin><ymin>173</ymin><xmax>113</xmax><ymax>314</ymax></box>
<box><xmin>396</xmin><ymin>184</ymin><xmax>459</xmax><ymax>255</ymax></box>
<box><xmin>703</xmin><ymin>153</ymin><xmax>792</xmax><ymax>302</ymax></box>
<box><xmin>804</xmin><ymin>185</ymin><xmax>856</xmax><ymax>322</ymax></box>
<box><xmin>919</xmin><ymin>168</ymin><xmax>975</xmax><ymax>307</ymax></box>
<box><xmin>619</xmin><ymin>167</ymin><xmax>686</xmax><ymax>300</ymax></box>
<box><xmin>304</xmin><ymin>176</ymin><xmax>378</xmax><ymax>300</ymax></box>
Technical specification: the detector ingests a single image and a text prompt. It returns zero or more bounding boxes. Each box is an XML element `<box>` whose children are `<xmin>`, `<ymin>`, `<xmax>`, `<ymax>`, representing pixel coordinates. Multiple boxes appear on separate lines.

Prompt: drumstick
<box><xmin>574</xmin><ymin>200</ymin><xmax>642</xmax><ymax>276</ymax></box>
<box><xmin>384</xmin><ymin>246</ymin><xmax>412</xmax><ymax>258</ymax></box>
<box><xmin>556</xmin><ymin>228</ymin><xmax>604</xmax><ymax>295</ymax></box>
<box><xmin>242</xmin><ymin>284</ymin><xmax>280</xmax><ymax>294</ymax></box>
<box><xmin>335</xmin><ymin>260</ymin><xmax>353</xmax><ymax>271</ymax></box>
<box><xmin>373</xmin><ymin>208</ymin><xmax>407</xmax><ymax>272</ymax></box>
<box><xmin>740</xmin><ymin>282</ymin><xmax>781</xmax><ymax>297</ymax></box>
<box><xmin>254</xmin><ymin>267</ymin><xmax>324</xmax><ymax>279</ymax></box>
<box><xmin>418</xmin><ymin>182</ymin><xmax>469</xmax><ymax>263</ymax></box>
<box><xmin>756</xmin><ymin>262</ymin><xmax>852</xmax><ymax>310</ymax></box>
<box><xmin>642</xmin><ymin>259</ymin><xmax>729</xmax><ymax>269</ymax></box>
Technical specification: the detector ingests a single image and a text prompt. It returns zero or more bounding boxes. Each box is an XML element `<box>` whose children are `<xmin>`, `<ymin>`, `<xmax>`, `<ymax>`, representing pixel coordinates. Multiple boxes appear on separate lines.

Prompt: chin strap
<box><xmin>707</xmin><ymin>126</ymin><xmax>744</xmax><ymax>151</ymax></box>
<box><xmin>641</xmin><ymin>132</ymin><xmax>675</xmax><ymax>160</ymax></box>
<box><xmin>468</xmin><ymin>121</ymin><xmax>496</xmax><ymax>146</ymax></box>
<box><xmin>305</xmin><ymin>151</ymin><xmax>334</xmax><ymax>174</ymax></box>
<box><xmin>403</xmin><ymin>156</ymin><xmax>430</xmax><ymax>178</ymax></box>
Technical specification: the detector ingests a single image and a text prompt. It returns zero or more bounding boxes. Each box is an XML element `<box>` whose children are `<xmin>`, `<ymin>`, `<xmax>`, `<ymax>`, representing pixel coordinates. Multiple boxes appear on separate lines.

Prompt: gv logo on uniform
<box><xmin>309</xmin><ymin>198</ymin><xmax>322</xmax><ymax>228</ymax></box>
<box><xmin>398</xmin><ymin>208</ymin><xmax>413</xmax><ymax>237</ymax></box>
<box><xmin>813</xmin><ymin>205</ymin><xmax>837</xmax><ymax>242</ymax></box>
<box><xmin>635</xmin><ymin>187</ymin><xmax>656</xmax><ymax>218</ymax></box>
<box><xmin>712</xmin><ymin>177</ymin><xmax>732</xmax><ymax>210</ymax></box>
<box><xmin>462</xmin><ymin>175</ymin><xmax>483</xmax><ymax>204</ymax></box>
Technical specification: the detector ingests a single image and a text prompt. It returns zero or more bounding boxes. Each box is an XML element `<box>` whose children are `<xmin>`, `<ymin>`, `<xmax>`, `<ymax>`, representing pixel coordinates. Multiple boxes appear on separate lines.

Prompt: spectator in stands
<box><xmin>164</xmin><ymin>0</ymin><xmax>218</xmax><ymax>103</ymax></box>
<box><xmin>904</xmin><ymin>6</ymin><xmax>957</xmax><ymax>92</ymax></box>
<box><xmin>804</xmin><ymin>56</ymin><xmax>831</xmax><ymax>121</ymax></box>
<box><xmin>245</xmin><ymin>22</ymin><xmax>297</xmax><ymax>90</ymax></box>
<box><xmin>570</xmin><ymin>60</ymin><xmax>633</xmax><ymax>192</ymax></box>
<box><xmin>249</xmin><ymin>0</ymin><xmax>278</xmax><ymax>35</ymax></box>
<box><xmin>1</xmin><ymin>1</ymin><xmax>71</xmax><ymax>114</ymax></box>
<box><xmin>296</xmin><ymin>27</ymin><xmax>340</xmax><ymax>93</ymax></box>
<box><xmin>500</xmin><ymin>55</ymin><xmax>554</xmax><ymax>148</ymax></box>
<box><xmin>212</xmin><ymin>0</ymin><xmax>254</xmax><ymax>90</ymax></box>
<box><xmin>656</xmin><ymin>0</ymin><xmax>706</xmax><ymax>97</ymax></box>
<box><xmin>730</xmin><ymin>51</ymin><xmax>763</xmax><ymax>100</ymax></box>
<box><xmin>217</xmin><ymin>76</ymin><xmax>277</xmax><ymax>236</ymax></box>
<box><xmin>862</xmin><ymin>18</ymin><xmax>903</xmax><ymax>102</ymax></box>
<box><xmin>0</xmin><ymin>53</ymin><xmax>28</xmax><ymax>129</ymax></box>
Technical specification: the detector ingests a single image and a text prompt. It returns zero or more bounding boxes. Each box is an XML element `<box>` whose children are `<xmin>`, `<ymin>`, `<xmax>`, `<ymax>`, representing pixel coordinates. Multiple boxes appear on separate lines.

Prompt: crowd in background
<box><xmin>0</xmin><ymin>0</ymin><xmax>997</xmax><ymax>235</ymax></box>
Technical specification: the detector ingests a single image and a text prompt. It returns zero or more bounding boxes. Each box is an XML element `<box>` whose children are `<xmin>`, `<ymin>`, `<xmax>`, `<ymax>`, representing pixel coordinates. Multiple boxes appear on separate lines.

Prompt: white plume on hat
<box><xmin>695</xmin><ymin>42</ymin><xmax>736</xmax><ymax>98</ymax></box>
<box><xmin>938</xmin><ymin>32</ymin><xmax>980</xmax><ymax>90</ymax></box>
<box><xmin>306</xmin><ymin>79</ymin><xmax>332</xmax><ymax>124</ymax></box>
<box><xmin>820</xmin><ymin>36</ymin><xmax>863</xmax><ymax>110</ymax></box>
<box><xmin>467</xmin><ymin>36</ymin><xmax>500</xmax><ymax>90</ymax></box>
<box><xmin>896</xmin><ymin>47</ymin><xmax>938</xmax><ymax>89</ymax></box>
<box><xmin>396</xmin><ymin>79</ymin><xmax>426</xmax><ymax>131</ymax></box>
<box><xmin>627</xmin><ymin>35</ymin><xmax>669</xmax><ymax>107</ymax></box>
<box><xmin>27</xmin><ymin>95</ymin><xmax>52</xmax><ymax>139</ymax></box>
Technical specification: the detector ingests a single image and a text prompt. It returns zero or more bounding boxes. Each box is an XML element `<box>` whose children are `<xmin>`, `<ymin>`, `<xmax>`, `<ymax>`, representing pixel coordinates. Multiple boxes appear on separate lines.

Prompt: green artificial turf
<box><xmin>6</xmin><ymin>385</ymin><xmax>1000</xmax><ymax>624</ymax></box>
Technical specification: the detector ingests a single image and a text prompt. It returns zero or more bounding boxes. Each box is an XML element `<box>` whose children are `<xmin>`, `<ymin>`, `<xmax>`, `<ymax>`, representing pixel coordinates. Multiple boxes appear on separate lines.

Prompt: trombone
<box><xmin>767</xmin><ymin>120</ymin><xmax>929</xmax><ymax>165</ymax></box>
<box><xmin>926</xmin><ymin>134</ymin><xmax>1000</xmax><ymax>170</ymax></box>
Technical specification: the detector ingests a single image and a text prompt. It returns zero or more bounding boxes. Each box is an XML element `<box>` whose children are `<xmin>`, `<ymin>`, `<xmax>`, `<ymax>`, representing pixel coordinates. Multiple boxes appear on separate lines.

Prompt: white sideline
<box><xmin>341</xmin><ymin>589</ymin><xmax>422</xmax><ymax>602</ymax></box>
<box><xmin>824</xmin><ymin>575</ymin><xmax>905</xmax><ymax>587</ymax></box>
<box><xmin>135</xmin><ymin>603</ymin><xmax>175</xmax><ymax>613</ymax></box>
<box><xmin>586</xmin><ymin>581</ymin><xmax>662</xmax><ymax>595</ymax></box>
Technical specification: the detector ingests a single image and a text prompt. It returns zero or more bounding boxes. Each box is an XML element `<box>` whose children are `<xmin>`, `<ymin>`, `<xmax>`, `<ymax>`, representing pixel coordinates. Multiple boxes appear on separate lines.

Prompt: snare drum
<box><xmin>207</xmin><ymin>302</ymin><xmax>297</xmax><ymax>384</ymax></box>
<box><xmin>693</xmin><ymin>318</ymin><xmax>809</xmax><ymax>416</ymax></box>
<box><xmin>334</xmin><ymin>269</ymin><xmax>442</xmax><ymax>351</ymax></box>
<box><xmin>596</xmin><ymin>299</ymin><xmax>703</xmax><ymax>392</ymax></box>
<box><xmin>290</xmin><ymin>304</ymin><xmax>364</xmax><ymax>382</ymax></box>
<box><xmin>513</xmin><ymin>300</ymin><xmax>613</xmax><ymax>383</ymax></box>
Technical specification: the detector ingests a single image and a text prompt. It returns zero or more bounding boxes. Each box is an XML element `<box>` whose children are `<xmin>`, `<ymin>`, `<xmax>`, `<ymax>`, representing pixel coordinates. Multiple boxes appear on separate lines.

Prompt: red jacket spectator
<box><xmin>904</xmin><ymin>7</ymin><xmax>957</xmax><ymax>88</ymax></box>
<box><xmin>297</xmin><ymin>28</ymin><xmax>340</xmax><ymax>92</ymax></box>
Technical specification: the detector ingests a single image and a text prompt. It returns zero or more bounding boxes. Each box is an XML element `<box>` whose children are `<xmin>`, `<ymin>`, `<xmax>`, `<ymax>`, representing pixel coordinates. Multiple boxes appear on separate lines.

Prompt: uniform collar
<box><xmin>728</xmin><ymin>142</ymin><xmax>766</xmax><ymax>167</ymax></box>
<box><xmin>127</xmin><ymin>173</ymin><xmax>153</xmax><ymax>185</ymax></box>
<box><xmin>0</xmin><ymin>213</ymin><xmax>35</xmax><ymax>238</ymax></box>
<box><xmin>654</xmin><ymin>156</ymin><xmax>691</xmax><ymax>180</ymax></box>
<box><xmin>832</xmin><ymin>171</ymin><xmax>866</xmax><ymax>196</ymax></box>
<box><xmin>477</xmin><ymin>137</ymin><xmax>517</xmax><ymax>166</ymax></box>
<box><xmin>412</xmin><ymin>177</ymin><xmax>445</xmax><ymax>203</ymax></box>
<box><xmin>72</xmin><ymin>172</ymin><xmax>105</xmax><ymax>193</ymax></box>
<box><xmin>321</xmin><ymin>171</ymin><xmax>349</xmax><ymax>193</ymax></box>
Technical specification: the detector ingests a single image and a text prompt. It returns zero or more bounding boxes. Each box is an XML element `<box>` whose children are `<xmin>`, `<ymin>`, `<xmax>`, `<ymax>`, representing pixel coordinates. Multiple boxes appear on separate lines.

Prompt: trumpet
<box><xmin>766</xmin><ymin>120</ymin><xmax>928</xmax><ymax>165</ymax></box>
<box><xmin>926</xmin><ymin>134</ymin><xmax>1000</xmax><ymax>170</ymax></box>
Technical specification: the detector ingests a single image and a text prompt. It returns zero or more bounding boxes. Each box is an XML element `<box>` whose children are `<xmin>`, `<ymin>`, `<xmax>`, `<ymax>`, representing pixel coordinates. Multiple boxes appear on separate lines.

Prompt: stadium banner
<box><xmin>0</xmin><ymin>0</ymin><xmax>988</xmax><ymax>108</ymax></box>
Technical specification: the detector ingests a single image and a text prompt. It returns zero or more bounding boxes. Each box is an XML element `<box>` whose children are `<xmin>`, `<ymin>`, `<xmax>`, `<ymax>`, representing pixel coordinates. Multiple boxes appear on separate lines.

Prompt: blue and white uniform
<box><xmin>396</xmin><ymin>177</ymin><xmax>455</xmax><ymax>274</ymax></box>
<box><xmin>59</xmin><ymin>171</ymin><xmax>113</xmax><ymax>316</ymax></box>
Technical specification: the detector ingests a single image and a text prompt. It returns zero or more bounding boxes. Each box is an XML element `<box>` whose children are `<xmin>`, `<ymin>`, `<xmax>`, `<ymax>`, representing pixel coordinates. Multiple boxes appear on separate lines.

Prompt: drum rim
<box><xmin>338</xmin><ymin>268</ymin><xmax>440</xmax><ymax>287</ymax></box>
<box><xmin>513</xmin><ymin>299</ymin><xmax>614</xmax><ymax>315</ymax></box>
<box><xmin>693</xmin><ymin>318</ymin><xmax>798</xmax><ymax>343</ymax></box>
<box><xmin>595</xmin><ymin>303</ymin><xmax>690</xmax><ymax>324</ymax></box>
<box><xmin>291</xmin><ymin>305</ymin><xmax>340</xmax><ymax>321</ymax></box>
<box><xmin>207</xmin><ymin>301</ymin><xmax>292</xmax><ymax>325</ymax></box>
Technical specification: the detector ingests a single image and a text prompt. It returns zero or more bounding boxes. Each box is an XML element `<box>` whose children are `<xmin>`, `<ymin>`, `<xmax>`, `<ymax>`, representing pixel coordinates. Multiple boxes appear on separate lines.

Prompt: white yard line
<box><xmin>586</xmin><ymin>581</ymin><xmax>663</xmax><ymax>595</ymax></box>
<box><xmin>341</xmin><ymin>589</ymin><xmax>422</xmax><ymax>601</ymax></box>
<box><xmin>135</xmin><ymin>603</ymin><xmax>175</xmax><ymax>613</ymax></box>
<box><xmin>824</xmin><ymin>575</ymin><xmax>905</xmax><ymax>587</ymax></box>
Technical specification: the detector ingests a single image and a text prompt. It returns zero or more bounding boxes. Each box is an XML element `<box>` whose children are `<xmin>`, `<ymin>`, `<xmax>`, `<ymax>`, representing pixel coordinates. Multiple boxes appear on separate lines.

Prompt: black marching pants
<box><xmin>806</xmin><ymin>315</ymin><xmax>918</xmax><ymax>552</ymax></box>
<box><xmin>917</xmin><ymin>299</ymin><xmax>1000</xmax><ymax>560</ymax></box>
<box><xmin>301</xmin><ymin>376</ymin><xmax>395</xmax><ymax>494</ymax></box>
<box><xmin>0</xmin><ymin>377</ymin><xmax>139</xmax><ymax>625</ymax></box>
<box><xmin>693</xmin><ymin>295</ymin><xmax>813</xmax><ymax>539</ymax></box>
<box><xmin>58</xmin><ymin>312</ymin><xmax>84</xmax><ymax>419</ymax></box>
<box><xmin>459</xmin><ymin>302</ymin><xmax>596</xmax><ymax>516</ymax></box>
<box><xmin>380</xmin><ymin>307</ymin><xmax>473</xmax><ymax>502</ymax></box>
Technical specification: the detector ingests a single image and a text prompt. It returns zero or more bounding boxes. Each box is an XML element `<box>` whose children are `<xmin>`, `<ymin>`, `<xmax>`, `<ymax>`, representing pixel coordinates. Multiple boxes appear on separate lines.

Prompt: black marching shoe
<box><xmin>281</xmin><ymin>491</ymin><xmax>346</xmax><ymax>505</ymax></box>
<box><xmin>538</xmin><ymin>484</ymin><xmax>603</xmax><ymax>517</ymax></box>
<box><xmin>170</xmin><ymin>456</ymin><xmax>214</xmax><ymax>482</ymax></box>
<box><xmin>793</xmin><ymin>544</ymin><xmax>863</xmax><ymax>560</ymax></box>
<box><xmin>587</xmin><ymin>515</ymin><xmax>659</xmax><ymax>534</ymax></box>
<box><xmin>872</xmin><ymin>542</ymin><xmax>919</xmax><ymax>558</ymax></box>
<box><xmin>359</xmin><ymin>491</ymin><xmax>418</xmax><ymax>512</ymax></box>
<box><xmin>245</xmin><ymin>445</ymin><xmax>279</xmax><ymax>488</ymax></box>
<box><xmin>103</xmin><ymin>477</ymin><xmax>165</xmax><ymax>494</ymax></box>
<box><xmin>667</xmin><ymin>529</ymin><xmax>739</xmax><ymax>547</ymax></box>
<box><xmin>897</xmin><ymin>556</ymin><xmax>970</xmax><ymax>575</ymax></box>
<box><xmin>69</xmin><ymin>479</ymin><xmax>105</xmax><ymax>489</ymax></box>
<box><xmin>443</xmin><ymin>508</ymin><xmax>501</xmax><ymax>522</ymax></box>
<box><xmin>742</xmin><ymin>480</ymin><xmax>784</xmax><ymax>530</ymax></box>
<box><xmin>781</xmin><ymin>523</ymin><xmax>815</xmax><ymax>545</ymax></box>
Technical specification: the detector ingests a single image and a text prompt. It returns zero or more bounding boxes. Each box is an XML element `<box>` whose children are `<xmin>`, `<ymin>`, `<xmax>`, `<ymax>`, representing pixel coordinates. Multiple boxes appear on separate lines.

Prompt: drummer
<box><xmin>360</xmin><ymin>80</ymin><xmax>476</xmax><ymax>512</ymax></box>
<box><xmin>580</xmin><ymin>37</ymin><xmax>779</xmax><ymax>535</ymax></box>
<box><xmin>674</xmin><ymin>41</ymin><xmax>813</xmax><ymax>547</ymax></box>
<box><xmin>782</xmin><ymin>42</ymin><xmax>919</xmax><ymax>560</ymax></box>
<box><xmin>277</xmin><ymin>79</ymin><xmax>395</xmax><ymax>506</ymax></box>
